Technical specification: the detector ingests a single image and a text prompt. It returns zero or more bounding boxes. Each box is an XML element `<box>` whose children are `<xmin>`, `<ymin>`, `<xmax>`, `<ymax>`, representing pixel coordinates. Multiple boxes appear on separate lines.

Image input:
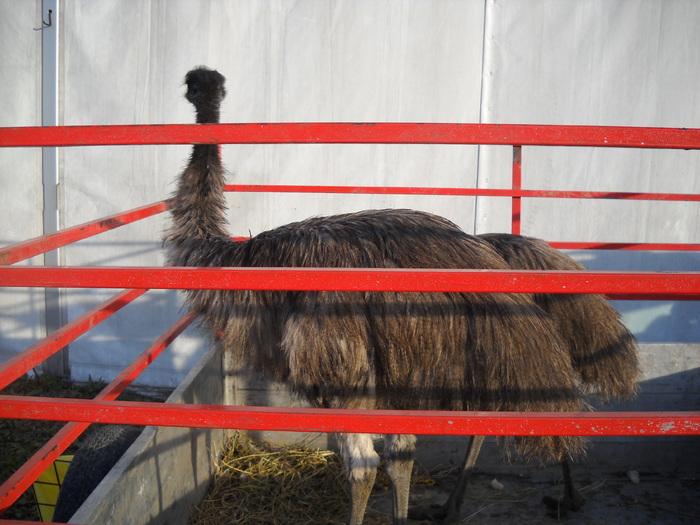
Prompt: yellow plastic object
<box><xmin>32</xmin><ymin>455</ymin><xmax>74</xmax><ymax>522</ymax></box>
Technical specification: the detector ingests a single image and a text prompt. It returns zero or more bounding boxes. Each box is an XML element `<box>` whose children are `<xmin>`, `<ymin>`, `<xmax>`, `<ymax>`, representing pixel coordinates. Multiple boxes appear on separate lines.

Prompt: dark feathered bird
<box><xmin>479</xmin><ymin>233</ymin><xmax>639</xmax><ymax>401</ymax></box>
<box><xmin>165</xmin><ymin>66</ymin><xmax>592</xmax><ymax>525</ymax></box>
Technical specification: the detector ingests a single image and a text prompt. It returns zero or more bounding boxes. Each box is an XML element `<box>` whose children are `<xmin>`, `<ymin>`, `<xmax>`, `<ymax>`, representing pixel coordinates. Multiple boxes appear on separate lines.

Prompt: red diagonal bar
<box><xmin>0</xmin><ymin>267</ymin><xmax>698</xmax><ymax>297</ymax></box>
<box><xmin>0</xmin><ymin>314</ymin><xmax>194</xmax><ymax>515</ymax></box>
<box><xmin>1</xmin><ymin>123</ymin><xmax>699</xmax><ymax>149</ymax></box>
<box><xmin>0</xmin><ymin>289</ymin><xmax>147</xmax><ymax>390</ymax></box>
<box><xmin>0</xmin><ymin>201</ymin><xmax>169</xmax><ymax>266</ymax></box>
<box><xmin>0</xmin><ymin>397</ymin><xmax>698</xmax><ymax>437</ymax></box>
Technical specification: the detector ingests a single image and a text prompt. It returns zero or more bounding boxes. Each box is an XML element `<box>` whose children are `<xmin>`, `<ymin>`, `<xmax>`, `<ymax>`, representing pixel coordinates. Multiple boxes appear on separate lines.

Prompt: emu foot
<box><xmin>542</xmin><ymin>490</ymin><xmax>586</xmax><ymax>519</ymax></box>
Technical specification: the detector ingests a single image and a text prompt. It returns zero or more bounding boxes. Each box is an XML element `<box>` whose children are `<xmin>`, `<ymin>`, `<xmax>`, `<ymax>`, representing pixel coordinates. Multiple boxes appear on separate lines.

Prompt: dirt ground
<box><xmin>365</xmin><ymin>468</ymin><xmax>700</xmax><ymax>524</ymax></box>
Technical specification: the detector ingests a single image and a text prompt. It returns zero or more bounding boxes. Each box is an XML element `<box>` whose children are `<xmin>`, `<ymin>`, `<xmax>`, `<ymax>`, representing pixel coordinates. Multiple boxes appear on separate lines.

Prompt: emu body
<box><xmin>165</xmin><ymin>67</ymin><xmax>626</xmax><ymax>524</ymax></box>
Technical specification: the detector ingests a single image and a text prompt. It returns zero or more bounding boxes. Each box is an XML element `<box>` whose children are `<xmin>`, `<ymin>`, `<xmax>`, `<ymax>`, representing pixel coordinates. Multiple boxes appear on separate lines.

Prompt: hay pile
<box><xmin>189</xmin><ymin>433</ymin><xmax>353</xmax><ymax>525</ymax></box>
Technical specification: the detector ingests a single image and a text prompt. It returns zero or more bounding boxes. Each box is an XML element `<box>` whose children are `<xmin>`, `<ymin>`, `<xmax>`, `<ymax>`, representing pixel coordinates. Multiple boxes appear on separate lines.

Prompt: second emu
<box><xmin>165</xmin><ymin>66</ymin><xmax>638</xmax><ymax>525</ymax></box>
<box><xmin>414</xmin><ymin>233</ymin><xmax>640</xmax><ymax>522</ymax></box>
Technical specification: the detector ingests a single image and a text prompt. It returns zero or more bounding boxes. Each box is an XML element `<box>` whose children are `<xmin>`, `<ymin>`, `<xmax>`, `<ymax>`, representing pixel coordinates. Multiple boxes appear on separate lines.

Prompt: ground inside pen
<box><xmin>188</xmin><ymin>432</ymin><xmax>352</xmax><ymax>525</ymax></box>
<box><xmin>188</xmin><ymin>432</ymin><xmax>700</xmax><ymax>525</ymax></box>
<box><xmin>186</xmin><ymin>433</ymin><xmax>580</xmax><ymax>525</ymax></box>
<box><xmin>189</xmin><ymin>432</ymin><xmax>455</xmax><ymax>525</ymax></box>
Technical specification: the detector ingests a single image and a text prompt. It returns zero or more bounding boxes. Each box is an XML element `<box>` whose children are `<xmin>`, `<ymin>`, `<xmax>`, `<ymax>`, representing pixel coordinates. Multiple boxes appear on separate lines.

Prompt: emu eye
<box><xmin>187</xmin><ymin>81</ymin><xmax>200</xmax><ymax>95</ymax></box>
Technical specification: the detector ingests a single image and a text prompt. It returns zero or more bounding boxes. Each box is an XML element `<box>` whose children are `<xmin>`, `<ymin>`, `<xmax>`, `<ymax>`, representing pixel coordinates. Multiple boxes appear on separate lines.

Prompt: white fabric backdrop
<box><xmin>1</xmin><ymin>0</ymin><xmax>698</xmax><ymax>386</ymax></box>
<box><xmin>0</xmin><ymin>1</ymin><xmax>44</xmax><ymax>366</ymax></box>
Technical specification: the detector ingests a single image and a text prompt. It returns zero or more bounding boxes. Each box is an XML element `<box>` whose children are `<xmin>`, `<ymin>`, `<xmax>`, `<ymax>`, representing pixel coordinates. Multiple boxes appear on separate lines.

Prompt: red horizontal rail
<box><xmin>225</xmin><ymin>238</ymin><xmax>700</xmax><ymax>254</ymax></box>
<box><xmin>0</xmin><ymin>267</ymin><xmax>698</xmax><ymax>297</ymax></box>
<box><xmin>0</xmin><ymin>397</ymin><xmax>697</xmax><ymax>437</ymax></box>
<box><xmin>0</xmin><ymin>289</ymin><xmax>147</xmax><ymax>390</ymax></box>
<box><xmin>0</xmin><ymin>200</ymin><xmax>169</xmax><ymax>266</ymax></box>
<box><xmin>15</xmin><ymin>234</ymin><xmax>691</xmax><ymax>257</ymax></box>
<box><xmin>226</xmin><ymin>185</ymin><xmax>698</xmax><ymax>252</ymax></box>
<box><xmin>0</xmin><ymin>314</ymin><xmax>195</xmax><ymax>514</ymax></box>
<box><xmin>227</xmin><ymin>185</ymin><xmax>699</xmax><ymax>253</ymax></box>
<box><xmin>2</xmin><ymin>123</ymin><xmax>699</xmax><ymax>149</ymax></box>
<box><xmin>224</xmin><ymin>184</ymin><xmax>700</xmax><ymax>202</ymax></box>
<box><xmin>549</xmin><ymin>241</ymin><xmax>700</xmax><ymax>252</ymax></box>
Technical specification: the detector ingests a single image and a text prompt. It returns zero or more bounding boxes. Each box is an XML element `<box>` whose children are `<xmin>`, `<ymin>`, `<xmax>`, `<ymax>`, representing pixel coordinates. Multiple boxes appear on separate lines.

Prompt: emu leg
<box><xmin>337</xmin><ymin>433</ymin><xmax>380</xmax><ymax>525</ymax></box>
<box><xmin>543</xmin><ymin>459</ymin><xmax>586</xmax><ymax>517</ymax></box>
<box><xmin>408</xmin><ymin>435</ymin><xmax>485</xmax><ymax>523</ymax></box>
<box><xmin>440</xmin><ymin>434</ymin><xmax>485</xmax><ymax>523</ymax></box>
<box><xmin>384</xmin><ymin>434</ymin><xmax>417</xmax><ymax>525</ymax></box>
<box><xmin>348</xmin><ymin>468</ymin><xmax>377</xmax><ymax>525</ymax></box>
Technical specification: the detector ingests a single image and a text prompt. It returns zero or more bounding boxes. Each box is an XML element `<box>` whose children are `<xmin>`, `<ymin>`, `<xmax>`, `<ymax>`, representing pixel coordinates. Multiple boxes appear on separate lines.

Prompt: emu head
<box><xmin>185</xmin><ymin>66</ymin><xmax>226</xmax><ymax>123</ymax></box>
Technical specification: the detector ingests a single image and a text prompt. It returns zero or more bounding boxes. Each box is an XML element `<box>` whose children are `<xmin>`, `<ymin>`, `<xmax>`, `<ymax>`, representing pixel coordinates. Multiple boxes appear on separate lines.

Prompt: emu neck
<box><xmin>168</xmin><ymin>142</ymin><xmax>230</xmax><ymax>249</ymax></box>
<box><xmin>195</xmin><ymin>107</ymin><xmax>220</xmax><ymax>124</ymax></box>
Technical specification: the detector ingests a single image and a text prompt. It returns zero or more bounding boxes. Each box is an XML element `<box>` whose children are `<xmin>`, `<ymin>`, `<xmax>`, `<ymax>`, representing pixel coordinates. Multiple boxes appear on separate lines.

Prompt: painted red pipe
<box><xmin>0</xmin><ymin>289</ymin><xmax>147</xmax><ymax>390</ymax></box>
<box><xmin>0</xmin><ymin>201</ymin><xmax>169</xmax><ymax>266</ymax></box>
<box><xmin>0</xmin><ymin>267</ymin><xmax>698</xmax><ymax>297</ymax></box>
<box><xmin>511</xmin><ymin>146</ymin><xmax>523</xmax><ymax>235</ymax></box>
<box><xmin>0</xmin><ymin>396</ymin><xmax>697</xmax><ymax>437</ymax></box>
<box><xmin>549</xmin><ymin>241</ymin><xmax>700</xmax><ymax>252</ymax></box>
<box><xmin>1</xmin><ymin>122</ymin><xmax>699</xmax><ymax>149</ymax></box>
<box><xmin>224</xmin><ymin>183</ymin><xmax>700</xmax><ymax>202</ymax></box>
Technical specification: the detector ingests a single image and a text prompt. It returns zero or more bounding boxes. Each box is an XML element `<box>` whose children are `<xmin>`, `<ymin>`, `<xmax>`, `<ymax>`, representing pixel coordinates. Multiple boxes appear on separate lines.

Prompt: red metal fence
<box><xmin>0</xmin><ymin>122</ymin><xmax>699</xmax><ymax>522</ymax></box>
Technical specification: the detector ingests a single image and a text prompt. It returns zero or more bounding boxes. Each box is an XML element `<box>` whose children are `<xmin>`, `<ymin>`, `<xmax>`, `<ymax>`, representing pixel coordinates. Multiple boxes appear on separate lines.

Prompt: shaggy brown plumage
<box><xmin>424</xmin><ymin>234</ymin><xmax>641</xmax><ymax>523</ymax></box>
<box><xmin>165</xmin><ymin>66</ymin><xmax>592</xmax><ymax>525</ymax></box>
<box><xmin>479</xmin><ymin>233</ymin><xmax>640</xmax><ymax>401</ymax></box>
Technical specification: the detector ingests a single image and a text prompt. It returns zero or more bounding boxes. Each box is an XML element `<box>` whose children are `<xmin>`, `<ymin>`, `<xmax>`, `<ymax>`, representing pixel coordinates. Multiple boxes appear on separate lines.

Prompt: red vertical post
<box><xmin>511</xmin><ymin>145</ymin><xmax>522</xmax><ymax>234</ymax></box>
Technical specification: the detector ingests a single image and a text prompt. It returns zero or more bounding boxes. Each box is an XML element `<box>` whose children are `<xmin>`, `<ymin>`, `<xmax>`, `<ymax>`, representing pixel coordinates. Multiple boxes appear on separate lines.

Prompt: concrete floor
<box><xmin>366</xmin><ymin>467</ymin><xmax>700</xmax><ymax>524</ymax></box>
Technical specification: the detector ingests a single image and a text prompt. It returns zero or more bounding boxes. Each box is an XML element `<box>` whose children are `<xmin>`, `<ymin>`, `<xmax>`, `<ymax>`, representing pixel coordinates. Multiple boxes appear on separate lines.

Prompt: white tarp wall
<box><xmin>1</xmin><ymin>0</ymin><xmax>698</xmax><ymax>387</ymax></box>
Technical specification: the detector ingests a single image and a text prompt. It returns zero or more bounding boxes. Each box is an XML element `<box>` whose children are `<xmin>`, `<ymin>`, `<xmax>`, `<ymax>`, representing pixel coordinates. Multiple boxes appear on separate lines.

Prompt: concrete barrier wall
<box><xmin>69</xmin><ymin>345</ymin><xmax>225</xmax><ymax>525</ymax></box>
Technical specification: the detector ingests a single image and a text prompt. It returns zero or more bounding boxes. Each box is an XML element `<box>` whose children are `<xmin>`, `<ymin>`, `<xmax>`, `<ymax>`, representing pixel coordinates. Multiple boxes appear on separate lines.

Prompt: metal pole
<box><xmin>40</xmin><ymin>0</ymin><xmax>67</xmax><ymax>377</ymax></box>
<box><xmin>511</xmin><ymin>145</ymin><xmax>522</xmax><ymax>235</ymax></box>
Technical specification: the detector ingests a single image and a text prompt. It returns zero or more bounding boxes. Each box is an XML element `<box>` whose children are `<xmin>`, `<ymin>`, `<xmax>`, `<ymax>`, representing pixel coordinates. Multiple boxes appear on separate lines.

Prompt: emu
<box><xmin>165</xmin><ymin>66</ymin><xmax>631</xmax><ymax>524</ymax></box>
<box><xmin>478</xmin><ymin>233</ymin><xmax>639</xmax><ymax>404</ymax></box>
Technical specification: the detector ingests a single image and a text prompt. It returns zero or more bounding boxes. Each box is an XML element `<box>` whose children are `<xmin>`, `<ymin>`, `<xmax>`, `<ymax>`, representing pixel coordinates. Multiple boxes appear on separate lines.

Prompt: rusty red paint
<box><xmin>549</xmin><ymin>241</ymin><xmax>700</xmax><ymax>252</ymax></box>
<box><xmin>511</xmin><ymin>146</ymin><xmax>523</xmax><ymax>235</ymax></box>
<box><xmin>225</xmin><ymin>184</ymin><xmax>700</xmax><ymax>202</ymax></box>
<box><xmin>0</xmin><ymin>289</ymin><xmax>147</xmax><ymax>390</ymax></box>
<box><xmin>0</xmin><ymin>396</ymin><xmax>698</xmax><ymax>437</ymax></box>
<box><xmin>0</xmin><ymin>201</ymin><xmax>169</xmax><ymax>265</ymax></box>
<box><xmin>1</xmin><ymin>122</ymin><xmax>699</xmax><ymax>149</ymax></box>
<box><xmin>0</xmin><ymin>266</ymin><xmax>698</xmax><ymax>298</ymax></box>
